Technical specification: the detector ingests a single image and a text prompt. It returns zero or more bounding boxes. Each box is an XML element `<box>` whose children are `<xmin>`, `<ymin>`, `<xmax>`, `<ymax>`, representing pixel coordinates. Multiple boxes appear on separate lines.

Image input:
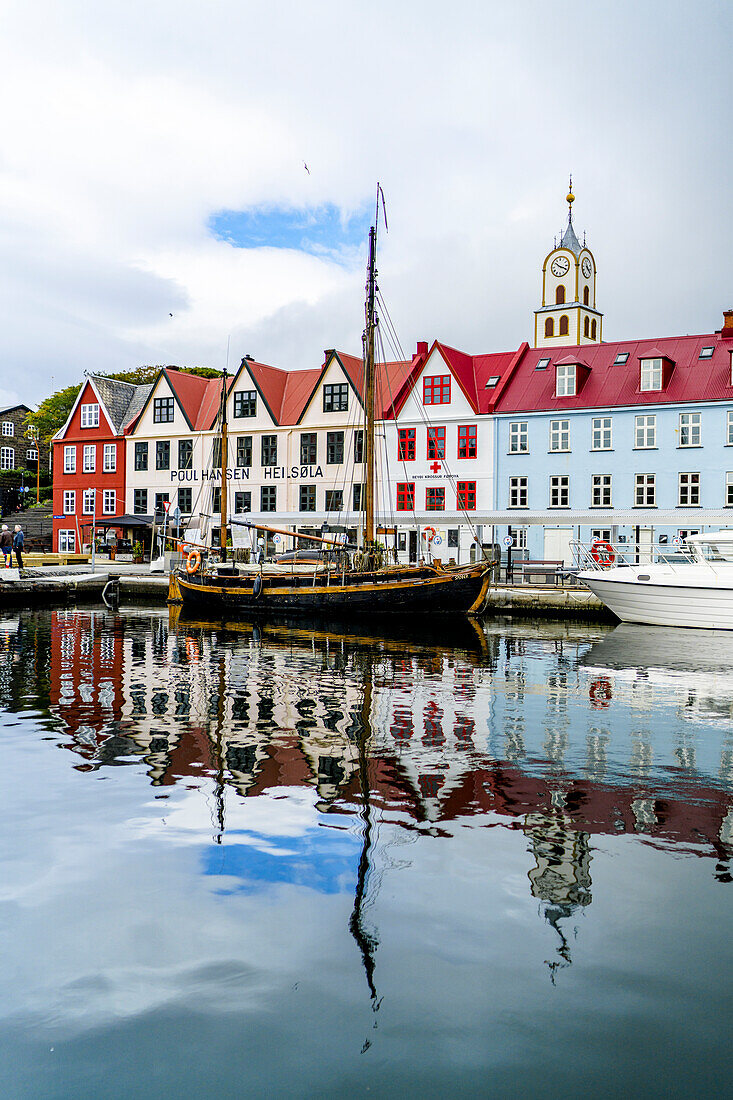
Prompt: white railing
<box><xmin>569</xmin><ymin>539</ymin><xmax>695</xmax><ymax>572</ymax></box>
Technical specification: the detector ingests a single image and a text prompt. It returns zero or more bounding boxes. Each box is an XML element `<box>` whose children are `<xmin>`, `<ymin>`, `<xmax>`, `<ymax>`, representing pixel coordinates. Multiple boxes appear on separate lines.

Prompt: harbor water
<box><xmin>0</xmin><ymin>607</ymin><xmax>731</xmax><ymax>1098</ymax></box>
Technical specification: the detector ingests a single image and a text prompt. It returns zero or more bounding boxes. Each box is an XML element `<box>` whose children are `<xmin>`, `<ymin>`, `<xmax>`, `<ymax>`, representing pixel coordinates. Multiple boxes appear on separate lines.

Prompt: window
<box><xmin>549</xmin><ymin>419</ymin><xmax>569</xmax><ymax>452</ymax></box>
<box><xmin>353</xmin><ymin>483</ymin><xmax>363</xmax><ymax>510</ymax></box>
<box><xmin>0</xmin><ymin>447</ymin><xmax>14</xmax><ymax>470</ymax></box>
<box><xmin>261</xmin><ymin>486</ymin><xmax>276</xmax><ymax>511</ymax></box>
<box><xmin>728</xmin><ymin>412</ymin><xmax>733</xmax><ymax>446</ymax></box>
<box><xmin>640</xmin><ymin>358</ymin><xmax>663</xmax><ymax>391</ymax></box>
<box><xmin>233</xmin><ymin>390</ymin><xmax>257</xmax><ymax>418</ymax></box>
<box><xmin>458</xmin><ymin>425</ymin><xmax>478</xmax><ymax>459</ymax></box>
<box><xmin>457</xmin><ymin>481</ymin><xmax>476</xmax><ymax>510</ymax></box>
<box><xmin>323</xmin><ymin>383</ymin><xmax>348</xmax><ymax>412</ymax></box>
<box><xmin>427</xmin><ymin>427</ymin><xmax>446</xmax><ymax>460</ymax></box>
<box><xmin>426</xmin><ymin>486</ymin><xmax>445</xmax><ymax>511</ymax></box>
<box><xmin>398</xmin><ymin>428</ymin><xmax>416</xmax><ymax>461</ymax></box>
<box><xmin>592</xmin><ymin>417</ymin><xmax>612</xmax><ymax>450</ymax></box>
<box><xmin>300</xmin><ymin>433</ymin><xmax>317</xmax><ymax>465</ymax></box>
<box><xmin>103</xmin><ymin>444</ymin><xmax>116</xmax><ymax>472</ymax></box>
<box><xmin>326</xmin><ymin>431</ymin><xmax>344</xmax><ymax>464</ymax></box>
<box><xmin>154</xmin><ymin>492</ymin><xmax>169</xmax><ymax>515</ymax></box>
<box><xmin>212</xmin><ymin>437</ymin><xmax>222</xmax><ymax>468</ymax></box>
<box><xmin>64</xmin><ymin>445</ymin><xmax>76</xmax><ymax>473</ymax></box>
<box><xmin>727</xmin><ymin>473</ymin><xmax>733</xmax><ymax>507</ymax></box>
<box><xmin>584</xmin><ymin>317</ymin><xmax>590</xmax><ymax>338</ymax></box>
<box><xmin>555</xmin><ymin>285</ymin><xmax>565</xmax><ymax>304</ymax></box>
<box><xmin>591</xmin><ymin>320</ymin><xmax>597</xmax><ymax>340</ymax></box>
<box><xmin>82</xmin><ymin>445</ymin><xmax>95</xmax><ymax>472</ymax></box>
<box><xmin>509</xmin><ymin>526</ymin><xmax>528</xmax><ymax>550</ymax></box>
<box><xmin>83</xmin><ymin>489</ymin><xmax>95</xmax><ymax>515</ymax></box>
<box><xmin>26</xmin><ymin>449</ymin><xmax>38</xmax><ymax>463</ymax></box>
<box><xmin>156</xmin><ymin>440</ymin><xmax>170</xmax><ymax>470</ymax></box>
<box><xmin>486</xmin><ymin>376</ymin><xmax>501</xmax><ymax>387</ymax></box>
<box><xmin>178</xmin><ymin>487</ymin><xmax>193</xmax><ymax>513</ymax></box>
<box><xmin>678</xmin><ymin>472</ymin><xmax>700</xmax><ymax>506</ymax></box>
<box><xmin>299</xmin><ymin>485</ymin><xmax>316</xmax><ymax>512</ymax></box>
<box><xmin>397</xmin><ymin>483</ymin><xmax>415</xmax><ymax>510</ymax></box>
<box><xmin>508</xmin><ymin>422</ymin><xmax>528</xmax><ymax>454</ymax></box>
<box><xmin>103</xmin><ymin>490</ymin><xmax>116</xmax><ymax>515</ymax></box>
<box><xmin>550</xmin><ymin>475</ymin><xmax>570</xmax><ymax>507</ymax></box>
<box><xmin>555</xmin><ymin>364</ymin><xmax>576</xmax><ymax>396</ymax></box>
<box><xmin>80</xmin><ymin>403</ymin><xmax>100</xmax><ymax>428</ymax></box>
<box><xmin>545</xmin><ymin>318</ymin><xmax>554</xmax><ymax>338</ymax></box>
<box><xmin>614</xmin><ymin>352</ymin><xmax>629</xmax><ymax>365</ymax></box>
<box><xmin>635</xmin><ymin>474</ymin><xmax>655</xmax><ymax>506</ymax></box>
<box><xmin>583</xmin><ymin>286</ymin><xmax>589</xmax><ymax>305</ymax></box>
<box><xmin>679</xmin><ymin>412</ymin><xmax>701</xmax><ymax>447</ymax></box>
<box><xmin>536</xmin><ymin>357</ymin><xmax>550</xmax><ymax>371</ymax></box>
<box><xmin>133</xmin><ymin>488</ymin><xmax>148</xmax><ymax>515</ymax></box>
<box><xmin>153</xmin><ymin>397</ymin><xmax>174</xmax><ymax>423</ymax></box>
<box><xmin>509</xmin><ymin>476</ymin><xmax>528</xmax><ymax>508</ymax></box>
<box><xmin>234</xmin><ymin>491</ymin><xmax>251</xmax><ymax>514</ymax></box>
<box><xmin>423</xmin><ymin>375</ymin><xmax>451</xmax><ymax>405</ymax></box>
<box><xmin>354</xmin><ymin>430</ymin><xmax>364</xmax><ymax>463</ymax></box>
<box><xmin>699</xmin><ymin>346</ymin><xmax>714</xmax><ymax>359</ymax></box>
<box><xmin>591</xmin><ymin>474</ymin><xmax>612</xmax><ymax>507</ymax></box>
<box><xmin>559</xmin><ymin>315</ymin><xmax>569</xmax><ymax>336</ymax></box>
<box><xmin>63</xmin><ymin>490</ymin><xmax>76</xmax><ymax>514</ymax></box>
<box><xmin>236</xmin><ymin>436</ymin><xmax>252</xmax><ymax>467</ymax></box>
<box><xmin>591</xmin><ymin>528</ymin><xmax>613</xmax><ymax>544</ymax></box>
<box><xmin>211</xmin><ymin>487</ymin><xmax>221</xmax><ymax>513</ymax></box>
<box><xmin>635</xmin><ymin>414</ymin><xmax>656</xmax><ymax>448</ymax></box>
<box><xmin>134</xmin><ymin>442</ymin><xmax>148</xmax><ymax>471</ymax></box>
<box><xmin>59</xmin><ymin>530</ymin><xmax>76</xmax><ymax>553</ymax></box>
<box><xmin>178</xmin><ymin>439</ymin><xmax>192</xmax><ymax>469</ymax></box>
<box><xmin>261</xmin><ymin>435</ymin><xmax>277</xmax><ymax>466</ymax></box>
<box><xmin>1</xmin><ymin>422</ymin><xmax>12</xmax><ymax>437</ymax></box>
<box><xmin>325</xmin><ymin>489</ymin><xmax>343</xmax><ymax>511</ymax></box>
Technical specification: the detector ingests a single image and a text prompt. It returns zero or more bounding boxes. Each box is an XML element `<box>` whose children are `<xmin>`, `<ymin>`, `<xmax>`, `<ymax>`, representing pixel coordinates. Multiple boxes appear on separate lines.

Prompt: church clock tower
<box><xmin>534</xmin><ymin>180</ymin><xmax>602</xmax><ymax>348</ymax></box>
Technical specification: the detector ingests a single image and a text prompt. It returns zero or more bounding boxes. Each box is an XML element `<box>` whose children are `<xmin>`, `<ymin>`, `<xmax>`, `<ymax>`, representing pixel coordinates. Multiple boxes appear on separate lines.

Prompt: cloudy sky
<box><xmin>0</xmin><ymin>0</ymin><xmax>731</xmax><ymax>406</ymax></box>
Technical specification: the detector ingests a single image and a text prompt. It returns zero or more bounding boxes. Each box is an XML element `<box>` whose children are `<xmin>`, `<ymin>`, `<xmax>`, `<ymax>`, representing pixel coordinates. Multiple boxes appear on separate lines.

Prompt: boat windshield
<box><xmin>689</xmin><ymin>540</ymin><xmax>733</xmax><ymax>563</ymax></box>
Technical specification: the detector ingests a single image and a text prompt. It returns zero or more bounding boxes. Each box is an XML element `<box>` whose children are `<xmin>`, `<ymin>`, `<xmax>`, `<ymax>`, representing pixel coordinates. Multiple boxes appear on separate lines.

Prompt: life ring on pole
<box><xmin>423</xmin><ymin>526</ymin><xmax>437</xmax><ymax>543</ymax></box>
<box><xmin>590</xmin><ymin>540</ymin><xmax>616</xmax><ymax>568</ymax></box>
<box><xmin>589</xmin><ymin>678</ymin><xmax>613</xmax><ymax>707</ymax></box>
<box><xmin>185</xmin><ymin>549</ymin><xmax>201</xmax><ymax>574</ymax></box>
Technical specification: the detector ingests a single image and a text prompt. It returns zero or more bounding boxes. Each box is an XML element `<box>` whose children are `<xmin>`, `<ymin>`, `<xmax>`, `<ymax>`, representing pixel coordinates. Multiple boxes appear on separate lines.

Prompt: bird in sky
<box><xmin>304</xmin><ymin>162</ymin><xmax>310</xmax><ymax>174</ymax></box>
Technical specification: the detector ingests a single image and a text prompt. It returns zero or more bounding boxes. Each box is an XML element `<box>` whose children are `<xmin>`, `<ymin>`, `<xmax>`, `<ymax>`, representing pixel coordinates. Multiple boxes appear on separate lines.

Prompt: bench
<box><xmin>510</xmin><ymin>559</ymin><xmax>564</xmax><ymax>585</ymax></box>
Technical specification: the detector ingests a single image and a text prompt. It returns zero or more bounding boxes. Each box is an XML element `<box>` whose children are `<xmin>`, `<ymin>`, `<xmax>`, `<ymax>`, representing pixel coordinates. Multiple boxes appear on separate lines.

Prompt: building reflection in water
<box><xmin>1</xmin><ymin>606</ymin><xmax>732</xmax><ymax>985</ymax></box>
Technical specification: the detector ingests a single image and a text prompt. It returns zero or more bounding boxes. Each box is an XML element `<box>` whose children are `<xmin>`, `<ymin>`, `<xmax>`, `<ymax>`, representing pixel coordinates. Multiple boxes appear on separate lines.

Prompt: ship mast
<box><xmin>363</xmin><ymin>221</ymin><xmax>377</xmax><ymax>545</ymax></box>
<box><xmin>220</xmin><ymin>369</ymin><xmax>228</xmax><ymax>562</ymax></box>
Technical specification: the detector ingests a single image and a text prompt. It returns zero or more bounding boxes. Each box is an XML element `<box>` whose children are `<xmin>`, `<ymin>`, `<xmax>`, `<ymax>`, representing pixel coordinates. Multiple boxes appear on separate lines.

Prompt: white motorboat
<box><xmin>575</xmin><ymin>531</ymin><xmax>733</xmax><ymax>629</ymax></box>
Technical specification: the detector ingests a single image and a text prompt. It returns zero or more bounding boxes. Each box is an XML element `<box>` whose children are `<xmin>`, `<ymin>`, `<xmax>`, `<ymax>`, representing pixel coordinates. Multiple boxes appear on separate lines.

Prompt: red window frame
<box><xmin>458</xmin><ymin>424</ymin><xmax>477</xmax><ymax>459</ymax></box>
<box><xmin>396</xmin><ymin>482</ymin><xmax>415</xmax><ymax>510</ymax></box>
<box><xmin>423</xmin><ymin>375</ymin><xmax>451</xmax><ymax>405</ymax></box>
<box><xmin>457</xmin><ymin>481</ymin><xmax>476</xmax><ymax>511</ymax></box>
<box><xmin>397</xmin><ymin>427</ymin><xmax>416</xmax><ymax>461</ymax></box>
<box><xmin>427</xmin><ymin>426</ymin><xmax>446</xmax><ymax>460</ymax></box>
<box><xmin>426</xmin><ymin>486</ymin><xmax>445</xmax><ymax>511</ymax></box>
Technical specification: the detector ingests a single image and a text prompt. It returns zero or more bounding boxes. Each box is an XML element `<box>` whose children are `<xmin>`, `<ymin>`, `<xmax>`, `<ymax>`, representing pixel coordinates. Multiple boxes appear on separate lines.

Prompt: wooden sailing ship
<box><xmin>175</xmin><ymin>198</ymin><xmax>493</xmax><ymax>617</ymax></box>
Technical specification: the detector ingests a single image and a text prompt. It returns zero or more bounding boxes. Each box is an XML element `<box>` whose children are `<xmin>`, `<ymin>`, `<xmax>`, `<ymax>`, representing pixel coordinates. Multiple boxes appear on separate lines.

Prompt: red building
<box><xmin>51</xmin><ymin>376</ymin><xmax>151</xmax><ymax>552</ymax></box>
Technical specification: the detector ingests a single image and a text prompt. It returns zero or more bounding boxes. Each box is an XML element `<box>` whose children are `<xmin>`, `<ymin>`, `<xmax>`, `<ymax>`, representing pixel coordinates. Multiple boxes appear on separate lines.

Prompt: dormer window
<box><xmin>614</xmin><ymin>352</ymin><xmax>629</xmax><ymax>365</ymax></box>
<box><xmin>80</xmin><ymin>403</ymin><xmax>100</xmax><ymax>428</ymax></box>
<box><xmin>640</xmin><ymin>358</ymin><xmax>663</xmax><ymax>391</ymax></box>
<box><xmin>699</xmin><ymin>346</ymin><xmax>714</xmax><ymax>359</ymax></box>
<box><xmin>556</xmin><ymin>363</ymin><xmax>576</xmax><ymax>396</ymax></box>
<box><xmin>536</xmin><ymin>357</ymin><xmax>550</xmax><ymax>371</ymax></box>
<box><xmin>423</xmin><ymin>375</ymin><xmax>451</xmax><ymax>405</ymax></box>
<box><xmin>485</xmin><ymin>376</ymin><xmax>500</xmax><ymax>388</ymax></box>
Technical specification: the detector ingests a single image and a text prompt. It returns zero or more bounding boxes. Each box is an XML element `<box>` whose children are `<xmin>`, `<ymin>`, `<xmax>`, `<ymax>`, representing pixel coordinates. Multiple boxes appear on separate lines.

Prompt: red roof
<box><xmin>494</xmin><ymin>332</ymin><xmax>733</xmax><ymax>413</ymax></box>
<box><xmin>388</xmin><ymin>341</ymin><xmax>523</xmax><ymax>417</ymax></box>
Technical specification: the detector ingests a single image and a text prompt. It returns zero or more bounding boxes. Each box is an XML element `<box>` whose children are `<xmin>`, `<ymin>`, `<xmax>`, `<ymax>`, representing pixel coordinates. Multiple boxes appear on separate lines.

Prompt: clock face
<box><xmin>550</xmin><ymin>256</ymin><xmax>570</xmax><ymax>277</ymax></box>
<box><xmin>582</xmin><ymin>257</ymin><xmax>592</xmax><ymax>278</ymax></box>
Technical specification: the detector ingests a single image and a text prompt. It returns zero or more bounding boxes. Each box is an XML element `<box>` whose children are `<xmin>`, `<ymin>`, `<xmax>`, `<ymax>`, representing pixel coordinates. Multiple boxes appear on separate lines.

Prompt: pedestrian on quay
<box><xmin>12</xmin><ymin>525</ymin><xmax>23</xmax><ymax>569</ymax></box>
<box><xmin>0</xmin><ymin>524</ymin><xmax>12</xmax><ymax>567</ymax></box>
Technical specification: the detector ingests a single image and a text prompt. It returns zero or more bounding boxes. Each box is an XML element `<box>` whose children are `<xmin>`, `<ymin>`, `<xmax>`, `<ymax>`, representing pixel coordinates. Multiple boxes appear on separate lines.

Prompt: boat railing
<box><xmin>570</xmin><ymin>539</ymin><xmax>696</xmax><ymax>572</ymax></box>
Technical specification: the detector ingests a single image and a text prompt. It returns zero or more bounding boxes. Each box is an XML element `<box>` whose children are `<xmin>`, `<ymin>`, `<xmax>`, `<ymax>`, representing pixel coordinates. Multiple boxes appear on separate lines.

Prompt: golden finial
<box><xmin>566</xmin><ymin>175</ymin><xmax>575</xmax><ymax>212</ymax></box>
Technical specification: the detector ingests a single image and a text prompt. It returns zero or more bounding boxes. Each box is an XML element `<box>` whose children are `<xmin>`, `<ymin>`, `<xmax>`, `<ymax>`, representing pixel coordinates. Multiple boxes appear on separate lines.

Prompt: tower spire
<box><xmin>566</xmin><ymin>175</ymin><xmax>575</xmax><ymax>223</ymax></box>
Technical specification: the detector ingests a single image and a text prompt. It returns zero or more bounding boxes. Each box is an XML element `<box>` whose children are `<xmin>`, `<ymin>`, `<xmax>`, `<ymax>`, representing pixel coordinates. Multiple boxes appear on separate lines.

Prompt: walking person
<box><xmin>12</xmin><ymin>525</ymin><xmax>23</xmax><ymax>569</ymax></box>
<box><xmin>0</xmin><ymin>525</ymin><xmax>11</xmax><ymax>567</ymax></box>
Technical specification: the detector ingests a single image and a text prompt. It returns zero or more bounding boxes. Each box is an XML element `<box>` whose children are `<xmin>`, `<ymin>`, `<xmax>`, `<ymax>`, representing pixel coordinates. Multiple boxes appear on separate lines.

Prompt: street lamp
<box><xmin>25</xmin><ymin>425</ymin><xmax>40</xmax><ymax>504</ymax></box>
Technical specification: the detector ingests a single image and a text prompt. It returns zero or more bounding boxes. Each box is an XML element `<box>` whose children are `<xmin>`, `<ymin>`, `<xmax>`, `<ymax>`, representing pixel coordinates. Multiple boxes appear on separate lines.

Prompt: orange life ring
<box><xmin>185</xmin><ymin>549</ymin><xmax>201</xmax><ymax>574</ymax></box>
<box><xmin>423</xmin><ymin>526</ymin><xmax>437</xmax><ymax>542</ymax></box>
<box><xmin>590</xmin><ymin>540</ymin><xmax>616</xmax><ymax>568</ymax></box>
<box><xmin>589</xmin><ymin>678</ymin><xmax>612</xmax><ymax>707</ymax></box>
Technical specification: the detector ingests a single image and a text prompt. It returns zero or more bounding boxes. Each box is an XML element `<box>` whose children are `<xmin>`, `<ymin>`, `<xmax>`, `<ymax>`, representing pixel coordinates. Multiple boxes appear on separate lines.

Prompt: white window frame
<box><xmin>103</xmin><ymin>444</ymin><xmax>116</xmax><ymax>472</ymax></box>
<box><xmin>80</xmin><ymin>403</ymin><xmax>100</xmax><ymax>428</ymax></box>
<box><xmin>635</xmin><ymin>474</ymin><xmax>655</xmax><ymax>506</ymax></box>
<box><xmin>83</xmin><ymin>444</ymin><xmax>96</xmax><ymax>472</ymax></box>
<box><xmin>640</xmin><ymin>358</ymin><xmax>662</xmax><ymax>392</ymax></box>
<box><xmin>679</xmin><ymin>412</ymin><xmax>701</xmax><ymax>447</ymax></box>
<box><xmin>591</xmin><ymin>416</ymin><xmax>612</xmax><ymax>450</ymax></box>
<box><xmin>555</xmin><ymin>364</ymin><xmax>576</xmax><ymax>397</ymax></box>
<box><xmin>0</xmin><ymin>447</ymin><xmax>14</xmax><ymax>471</ymax></box>
<box><xmin>82</xmin><ymin>489</ymin><xmax>96</xmax><ymax>515</ymax></box>
<box><xmin>103</xmin><ymin>489</ymin><xmax>116</xmax><ymax>515</ymax></box>
<box><xmin>549</xmin><ymin>475</ymin><xmax>570</xmax><ymax>507</ymax></box>
<box><xmin>64</xmin><ymin>445</ymin><xmax>76</xmax><ymax>473</ymax></box>
<box><xmin>1</xmin><ymin>421</ymin><xmax>13</xmax><ymax>437</ymax></box>
<box><xmin>59</xmin><ymin>530</ymin><xmax>76</xmax><ymax>553</ymax></box>
<box><xmin>508</xmin><ymin>421</ymin><xmax>528</xmax><ymax>454</ymax></box>
<box><xmin>726</xmin><ymin>473</ymin><xmax>733</xmax><ymax>507</ymax></box>
<box><xmin>591</xmin><ymin>474</ymin><xmax>612</xmax><ymax>507</ymax></box>
<box><xmin>63</xmin><ymin>490</ymin><xmax>76</xmax><ymax>515</ymax></box>
<box><xmin>549</xmin><ymin>419</ymin><xmax>569</xmax><ymax>452</ymax></box>
<box><xmin>678</xmin><ymin>472</ymin><xmax>700</xmax><ymax>506</ymax></box>
<box><xmin>26</xmin><ymin>448</ymin><xmax>38</xmax><ymax>463</ymax></box>
<box><xmin>508</xmin><ymin>476</ymin><xmax>528</xmax><ymax>508</ymax></box>
<box><xmin>634</xmin><ymin>414</ymin><xmax>656</xmax><ymax>449</ymax></box>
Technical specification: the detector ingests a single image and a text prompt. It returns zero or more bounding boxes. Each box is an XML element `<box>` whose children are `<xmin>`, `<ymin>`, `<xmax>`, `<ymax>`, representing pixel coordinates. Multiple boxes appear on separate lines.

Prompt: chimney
<box><xmin>166</xmin><ymin>364</ymin><xmax>179</xmax><ymax>372</ymax></box>
<box><xmin>245</xmin><ymin>354</ymin><xmax>254</xmax><ymax>361</ymax></box>
<box><xmin>721</xmin><ymin>310</ymin><xmax>733</xmax><ymax>339</ymax></box>
<box><xmin>416</xmin><ymin>341</ymin><xmax>428</xmax><ymax>357</ymax></box>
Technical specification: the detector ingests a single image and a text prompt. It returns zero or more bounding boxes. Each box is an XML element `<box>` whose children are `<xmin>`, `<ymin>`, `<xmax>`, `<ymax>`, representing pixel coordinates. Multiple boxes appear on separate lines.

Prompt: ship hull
<box><xmin>577</xmin><ymin>565</ymin><xmax>733</xmax><ymax>629</ymax></box>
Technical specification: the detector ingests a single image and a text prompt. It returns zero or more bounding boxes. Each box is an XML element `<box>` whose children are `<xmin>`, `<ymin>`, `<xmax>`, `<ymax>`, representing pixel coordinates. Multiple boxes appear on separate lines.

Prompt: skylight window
<box><xmin>699</xmin><ymin>346</ymin><xmax>714</xmax><ymax>359</ymax></box>
<box><xmin>536</xmin><ymin>357</ymin><xmax>551</xmax><ymax>371</ymax></box>
<box><xmin>613</xmin><ymin>352</ymin><xmax>629</xmax><ymax>365</ymax></box>
<box><xmin>485</xmin><ymin>376</ymin><xmax>500</xmax><ymax>388</ymax></box>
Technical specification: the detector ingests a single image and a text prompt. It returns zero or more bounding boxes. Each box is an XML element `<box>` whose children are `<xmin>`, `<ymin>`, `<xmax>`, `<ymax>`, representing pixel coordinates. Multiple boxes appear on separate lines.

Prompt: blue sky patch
<box><xmin>209</xmin><ymin>204</ymin><xmax>371</xmax><ymax>258</ymax></box>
